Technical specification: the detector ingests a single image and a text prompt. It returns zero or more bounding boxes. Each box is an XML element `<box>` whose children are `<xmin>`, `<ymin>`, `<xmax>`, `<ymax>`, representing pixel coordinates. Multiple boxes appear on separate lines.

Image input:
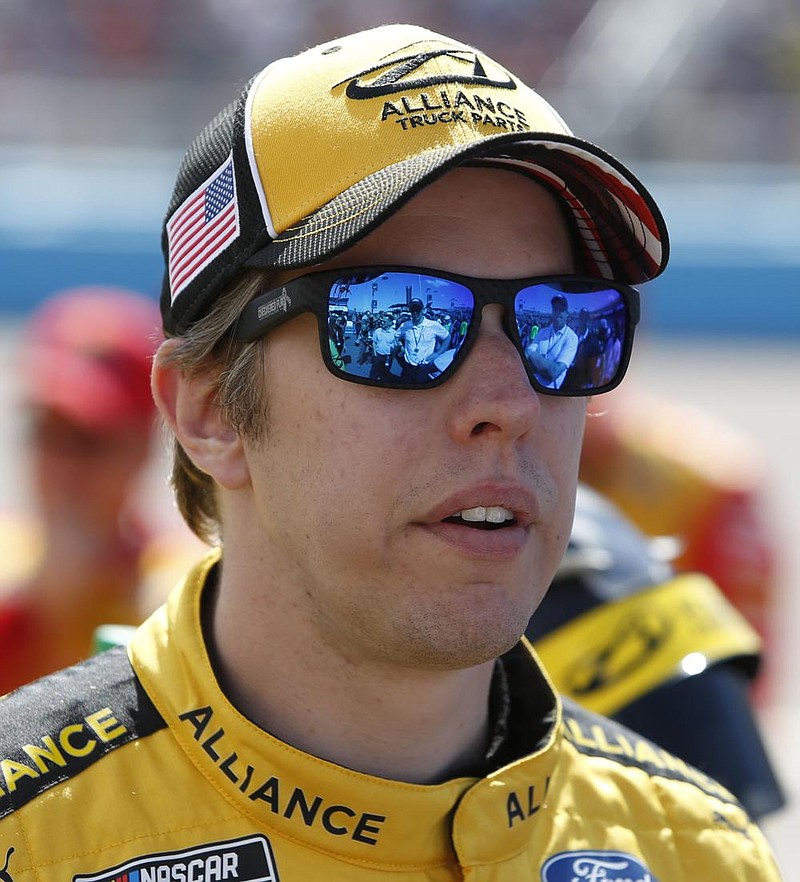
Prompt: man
<box><xmin>0</xmin><ymin>24</ymin><xmax>782</xmax><ymax>882</ymax></box>
<box><xmin>370</xmin><ymin>312</ymin><xmax>398</xmax><ymax>381</ymax></box>
<box><xmin>396</xmin><ymin>297</ymin><xmax>450</xmax><ymax>382</ymax></box>
<box><xmin>0</xmin><ymin>286</ymin><xmax>166</xmax><ymax>695</ymax></box>
<box><xmin>564</xmin><ymin>306</ymin><xmax>602</xmax><ymax>390</ymax></box>
<box><xmin>524</xmin><ymin>294</ymin><xmax>579</xmax><ymax>389</ymax></box>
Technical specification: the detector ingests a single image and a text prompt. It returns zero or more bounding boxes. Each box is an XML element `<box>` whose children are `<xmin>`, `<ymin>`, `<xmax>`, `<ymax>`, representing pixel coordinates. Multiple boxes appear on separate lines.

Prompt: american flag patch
<box><xmin>167</xmin><ymin>154</ymin><xmax>240</xmax><ymax>302</ymax></box>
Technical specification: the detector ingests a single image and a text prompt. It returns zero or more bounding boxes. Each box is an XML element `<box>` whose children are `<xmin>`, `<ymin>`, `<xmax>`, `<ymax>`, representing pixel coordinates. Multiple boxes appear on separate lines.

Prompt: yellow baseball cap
<box><xmin>161</xmin><ymin>23</ymin><xmax>669</xmax><ymax>333</ymax></box>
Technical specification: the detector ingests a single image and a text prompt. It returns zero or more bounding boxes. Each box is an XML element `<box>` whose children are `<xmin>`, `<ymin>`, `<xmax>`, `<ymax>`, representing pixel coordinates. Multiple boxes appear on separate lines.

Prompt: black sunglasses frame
<box><xmin>233</xmin><ymin>266</ymin><xmax>641</xmax><ymax>397</ymax></box>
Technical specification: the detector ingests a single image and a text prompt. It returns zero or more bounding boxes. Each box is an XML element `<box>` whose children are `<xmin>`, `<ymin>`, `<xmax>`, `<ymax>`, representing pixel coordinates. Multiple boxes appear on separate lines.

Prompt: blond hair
<box><xmin>161</xmin><ymin>269</ymin><xmax>272</xmax><ymax>543</ymax></box>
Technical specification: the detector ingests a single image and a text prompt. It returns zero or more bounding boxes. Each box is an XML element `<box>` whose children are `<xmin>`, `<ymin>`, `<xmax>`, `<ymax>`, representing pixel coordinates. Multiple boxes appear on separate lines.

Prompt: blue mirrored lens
<box><xmin>326</xmin><ymin>272</ymin><xmax>474</xmax><ymax>383</ymax></box>
<box><xmin>514</xmin><ymin>283</ymin><xmax>628</xmax><ymax>393</ymax></box>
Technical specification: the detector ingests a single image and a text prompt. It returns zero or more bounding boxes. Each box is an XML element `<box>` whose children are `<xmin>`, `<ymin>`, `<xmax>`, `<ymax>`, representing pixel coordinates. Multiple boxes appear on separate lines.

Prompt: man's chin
<box><xmin>395</xmin><ymin>606</ymin><xmax>534</xmax><ymax>672</ymax></box>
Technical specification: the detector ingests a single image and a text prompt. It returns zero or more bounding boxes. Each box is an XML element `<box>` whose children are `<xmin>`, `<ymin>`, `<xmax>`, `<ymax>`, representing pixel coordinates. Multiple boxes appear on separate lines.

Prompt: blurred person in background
<box><xmin>0</xmin><ymin>286</ymin><xmax>167</xmax><ymax>694</ymax></box>
<box><xmin>527</xmin><ymin>483</ymin><xmax>785</xmax><ymax>821</ymax></box>
<box><xmin>579</xmin><ymin>382</ymin><xmax>781</xmax><ymax>701</ymax></box>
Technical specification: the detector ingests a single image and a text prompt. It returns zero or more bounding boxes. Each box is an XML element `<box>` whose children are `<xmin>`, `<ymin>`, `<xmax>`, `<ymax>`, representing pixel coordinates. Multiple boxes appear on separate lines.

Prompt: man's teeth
<box><xmin>456</xmin><ymin>506</ymin><xmax>515</xmax><ymax>523</ymax></box>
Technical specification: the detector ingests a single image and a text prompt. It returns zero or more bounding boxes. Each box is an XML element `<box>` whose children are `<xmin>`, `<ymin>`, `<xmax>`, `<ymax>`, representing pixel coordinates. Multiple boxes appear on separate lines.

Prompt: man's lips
<box><xmin>418</xmin><ymin>520</ymin><xmax>529</xmax><ymax>559</ymax></box>
<box><xmin>414</xmin><ymin>484</ymin><xmax>538</xmax><ymax>559</ymax></box>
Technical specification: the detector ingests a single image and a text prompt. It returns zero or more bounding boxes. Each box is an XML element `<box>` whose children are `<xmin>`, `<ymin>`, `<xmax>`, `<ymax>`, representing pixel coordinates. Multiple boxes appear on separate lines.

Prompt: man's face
<box><xmin>551</xmin><ymin>304</ymin><xmax>568</xmax><ymax>331</ymax></box>
<box><xmin>240</xmin><ymin>167</ymin><xmax>586</xmax><ymax>671</ymax></box>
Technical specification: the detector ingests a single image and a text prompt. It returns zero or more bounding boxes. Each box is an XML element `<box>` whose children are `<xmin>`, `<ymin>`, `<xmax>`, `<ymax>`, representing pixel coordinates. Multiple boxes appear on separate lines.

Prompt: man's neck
<box><xmin>208</xmin><ymin>560</ymin><xmax>496</xmax><ymax>784</ymax></box>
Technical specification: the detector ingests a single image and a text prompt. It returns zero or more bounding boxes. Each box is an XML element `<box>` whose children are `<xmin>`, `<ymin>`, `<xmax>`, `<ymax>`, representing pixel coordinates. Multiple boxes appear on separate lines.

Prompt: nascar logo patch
<box><xmin>73</xmin><ymin>835</ymin><xmax>278</xmax><ymax>882</ymax></box>
<box><xmin>542</xmin><ymin>850</ymin><xmax>658</xmax><ymax>882</ymax></box>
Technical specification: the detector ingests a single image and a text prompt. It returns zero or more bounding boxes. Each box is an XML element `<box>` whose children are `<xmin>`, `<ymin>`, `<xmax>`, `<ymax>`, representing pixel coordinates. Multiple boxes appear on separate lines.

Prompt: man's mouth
<box><xmin>443</xmin><ymin>505</ymin><xmax>517</xmax><ymax>531</ymax></box>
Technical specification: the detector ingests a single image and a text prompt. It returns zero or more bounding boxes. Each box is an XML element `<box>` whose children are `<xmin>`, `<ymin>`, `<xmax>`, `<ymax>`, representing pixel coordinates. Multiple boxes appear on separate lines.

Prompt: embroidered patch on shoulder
<box><xmin>0</xmin><ymin>647</ymin><xmax>165</xmax><ymax>819</ymax></box>
<box><xmin>72</xmin><ymin>835</ymin><xmax>279</xmax><ymax>882</ymax></box>
<box><xmin>542</xmin><ymin>850</ymin><xmax>659</xmax><ymax>882</ymax></box>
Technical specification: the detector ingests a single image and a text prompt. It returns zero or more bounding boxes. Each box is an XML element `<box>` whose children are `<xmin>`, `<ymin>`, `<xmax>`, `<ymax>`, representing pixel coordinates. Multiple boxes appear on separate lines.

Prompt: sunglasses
<box><xmin>233</xmin><ymin>266</ymin><xmax>640</xmax><ymax>396</ymax></box>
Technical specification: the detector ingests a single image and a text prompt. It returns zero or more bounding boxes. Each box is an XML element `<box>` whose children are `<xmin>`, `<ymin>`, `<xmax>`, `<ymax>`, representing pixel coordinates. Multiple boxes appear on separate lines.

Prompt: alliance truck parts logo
<box><xmin>337</xmin><ymin>46</ymin><xmax>530</xmax><ymax>134</ymax></box>
<box><xmin>340</xmin><ymin>47</ymin><xmax>516</xmax><ymax>98</ymax></box>
<box><xmin>73</xmin><ymin>836</ymin><xmax>279</xmax><ymax>882</ymax></box>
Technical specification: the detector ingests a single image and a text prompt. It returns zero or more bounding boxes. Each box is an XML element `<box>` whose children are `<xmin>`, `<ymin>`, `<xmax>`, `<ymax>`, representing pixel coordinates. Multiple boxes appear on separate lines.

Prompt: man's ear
<box><xmin>151</xmin><ymin>340</ymin><xmax>250</xmax><ymax>490</ymax></box>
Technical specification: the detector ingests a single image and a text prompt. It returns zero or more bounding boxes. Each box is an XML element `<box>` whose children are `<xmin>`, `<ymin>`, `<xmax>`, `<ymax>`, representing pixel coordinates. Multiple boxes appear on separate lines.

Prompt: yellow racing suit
<box><xmin>0</xmin><ymin>553</ymin><xmax>783</xmax><ymax>881</ymax></box>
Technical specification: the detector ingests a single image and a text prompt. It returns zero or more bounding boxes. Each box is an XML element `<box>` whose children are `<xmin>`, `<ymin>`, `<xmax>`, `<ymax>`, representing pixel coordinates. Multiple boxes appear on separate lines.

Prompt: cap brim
<box><xmin>245</xmin><ymin>130</ymin><xmax>668</xmax><ymax>286</ymax></box>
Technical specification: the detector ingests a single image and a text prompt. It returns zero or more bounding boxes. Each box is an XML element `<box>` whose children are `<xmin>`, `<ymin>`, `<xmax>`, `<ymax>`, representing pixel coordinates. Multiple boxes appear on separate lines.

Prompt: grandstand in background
<box><xmin>0</xmin><ymin>0</ymin><xmax>798</xmax><ymax>335</ymax></box>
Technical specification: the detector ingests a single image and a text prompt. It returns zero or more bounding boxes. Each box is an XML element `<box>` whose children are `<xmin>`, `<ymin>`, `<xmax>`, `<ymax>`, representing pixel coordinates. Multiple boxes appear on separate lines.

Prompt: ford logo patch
<box><xmin>542</xmin><ymin>850</ymin><xmax>659</xmax><ymax>882</ymax></box>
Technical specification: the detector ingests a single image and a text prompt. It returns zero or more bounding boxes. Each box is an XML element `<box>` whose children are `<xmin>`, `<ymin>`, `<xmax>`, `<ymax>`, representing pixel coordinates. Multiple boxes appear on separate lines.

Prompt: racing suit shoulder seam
<box><xmin>0</xmin><ymin>646</ymin><xmax>166</xmax><ymax>818</ymax></box>
<box><xmin>560</xmin><ymin>696</ymin><xmax>740</xmax><ymax>806</ymax></box>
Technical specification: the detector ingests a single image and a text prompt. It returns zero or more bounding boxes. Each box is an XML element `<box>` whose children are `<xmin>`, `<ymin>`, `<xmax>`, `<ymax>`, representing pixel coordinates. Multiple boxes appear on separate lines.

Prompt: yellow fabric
<box><xmin>580</xmin><ymin>390</ymin><xmax>766</xmax><ymax>549</ymax></box>
<box><xmin>0</xmin><ymin>552</ymin><xmax>782</xmax><ymax>880</ymax></box>
<box><xmin>534</xmin><ymin>574</ymin><xmax>762</xmax><ymax>715</ymax></box>
<box><xmin>0</xmin><ymin>514</ymin><xmax>43</xmax><ymax>586</ymax></box>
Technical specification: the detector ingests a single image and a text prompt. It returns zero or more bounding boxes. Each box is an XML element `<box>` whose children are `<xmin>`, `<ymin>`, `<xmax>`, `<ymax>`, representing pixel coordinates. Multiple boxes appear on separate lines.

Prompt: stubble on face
<box><xmin>236</xmin><ymin>167</ymin><xmax>586</xmax><ymax>674</ymax></box>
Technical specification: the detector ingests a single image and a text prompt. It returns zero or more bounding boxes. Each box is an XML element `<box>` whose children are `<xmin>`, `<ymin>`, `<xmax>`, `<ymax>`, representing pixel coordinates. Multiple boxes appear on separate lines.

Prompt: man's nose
<box><xmin>445</xmin><ymin>305</ymin><xmax>542</xmax><ymax>444</ymax></box>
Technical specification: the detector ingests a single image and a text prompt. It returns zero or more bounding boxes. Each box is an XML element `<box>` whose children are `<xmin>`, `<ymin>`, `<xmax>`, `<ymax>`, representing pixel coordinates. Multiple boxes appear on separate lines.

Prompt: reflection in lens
<box><xmin>327</xmin><ymin>272</ymin><xmax>474</xmax><ymax>383</ymax></box>
<box><xmin>515</xmin><ymin>283</ymin><xmax>627</xmax><ymax>392</ymax></box>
